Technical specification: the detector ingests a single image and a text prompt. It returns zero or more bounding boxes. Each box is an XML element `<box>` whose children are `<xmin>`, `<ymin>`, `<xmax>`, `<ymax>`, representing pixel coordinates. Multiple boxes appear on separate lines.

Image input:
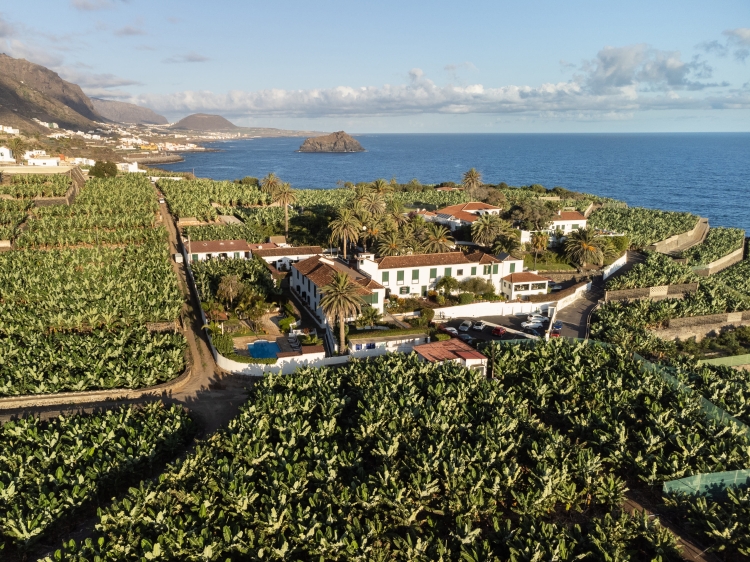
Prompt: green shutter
<box><xmin>493</xmin><ymin>264</ymin><xmax>498</xmax><ymax>274</ymax></box>
<box><xmin>471</xmin><ymin>266</ymin><xmax>476</xmax><ymax>275</ymax></box>
<box><xmin>430</xmin><ymin>268</ymin><xmax>437</xmax><ymax>279</ymax></box>
<box><xmin>382</xmin><ymin>271</ymin><xmax>389</xmax><ymax>283</ymax></box>
<box><xmin>412</xmin><ymin>269</ymin><xmax>419</xmax><ymax>280</ymax></box>
<box><xmin>191</xmin><ymin>254</ymin><xmax>198</xmax><ymax>262</ymax></box>
<box><xmin>234</xmin><ymin>252</ymin><xmax>240</xmax><ymax>259</ymax></box>
<box><xmin>445</xmin><ymin>267</ymin><xmax>452</xmax><ymax>277</ymax></box>
<box><xmin>397</xmin><ymin>270</ymin><xmax>404</xmax><ymax>282</ymax></box>
<box><xmin>372</xmin><ymin>292</ymin><xmax>378</xmax><ymax>303</ymax></box>
<box><xmin>509</xmin><ymin>263</ymin><xmax>516</xmax><ymax>273</ymax></box>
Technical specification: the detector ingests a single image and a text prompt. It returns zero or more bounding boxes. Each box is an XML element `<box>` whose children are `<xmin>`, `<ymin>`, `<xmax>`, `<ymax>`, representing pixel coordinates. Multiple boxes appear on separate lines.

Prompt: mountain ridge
<box><xmin>171</xmin><ymin>113</ymin><xmax>238</xmax><ymax>131</ymax></box>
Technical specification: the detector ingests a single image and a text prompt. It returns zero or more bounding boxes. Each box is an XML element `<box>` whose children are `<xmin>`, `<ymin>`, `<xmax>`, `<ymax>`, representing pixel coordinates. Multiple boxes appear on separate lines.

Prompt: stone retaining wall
<box><xmin>693</xmin><ymin>245</ymin><xmax>745</xmax><ymax>277</ymax></box>
<box><xmin>647</xmin><ymin>217</ymin><xmax>708</xmax><ymax>254</ymax></box>
<box><xmin>605</xmin><ymin>282</ymin><xmax>699</xmax><ymax>302</ymax></box>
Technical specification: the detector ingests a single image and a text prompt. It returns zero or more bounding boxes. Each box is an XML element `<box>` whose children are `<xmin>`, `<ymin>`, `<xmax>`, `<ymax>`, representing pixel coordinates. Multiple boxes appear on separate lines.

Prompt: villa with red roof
<box><xmin>500</xmin><ymin>271</ymin><xmax>550</xmax><ymax>300</ymax></box>
<box><xmin>519</xmin><ymin>210</ymin><xmax>588</xmax><ymax>244</ymax></box>
<box><xmin>413</xmin><ymin>338</ymin><xmax>487</xmax><ymax>377</ymax></box>
<box><xmin>429</xmin><ymin>202</ymin><xmax>503</xmax><ymax>231</ymax></box>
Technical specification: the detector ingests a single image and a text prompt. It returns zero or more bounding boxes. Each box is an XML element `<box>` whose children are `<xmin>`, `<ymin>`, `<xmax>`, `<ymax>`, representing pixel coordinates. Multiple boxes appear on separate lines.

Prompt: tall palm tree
<box><xmin>386</xmin><ymin>199</ymin><xmax>408</xmax><ymax>228</ymax></box>
<box><xmin>370</xmin><ymin>178</ymin><xmax>392</xmax><ymax>195</ymax></box>
<box><xmin>470</xmin><ymin>214</ymin><xmax>515</xmax><ymax>248</ymax></box>
<box><xmin>493</xmin><ymin>233</ymin><xmax>521</xmax><ymax>256</ymax></box>
<box><xmin>564</xmin><ymin>227</ymin><xmax>605</xmax><ymax>267</ymax></box>
<box><xmin>423</xmin><ymin>223</ymin><xmax>454</xmax><ymax>254</ymax></box>
<box><xmin>329</xmin><ymin>208</ymin><xmax>360</xmax><ymax>259</ymax></box>
<box><xmin>7</xmin><ymin>138</ymin><xmax>26</xmax><ymax>163</ymax></box>
<box><xmin>320</xmin><ymin>272</ymin><xmax>363</xmax><ymax>353</ymax></box>
<box><xmin>272</xmin><ymin>182</ymin><xmax>296</xmax><ymax>236</ymax></box>
<box><xmin>362</xmin><ymin>216</ymin><xmax>385</xmax><ymax>251</ymax></box>
<box><xmin>378</xmin><ymin>231</ymin><xmax>405</xmax><ymax>256</ymax></box>
<box><xmin>462</xmin><ymin>168</ymin><xmax>482</xmax><ymax>196</ymax></box>
<box><xmin>260</xmin><ymin>172</ymin><xmax>281</xmax><ymax>197</ymax></box>
<box><xmin>361</xmin><ymin>191</ymin><xmax>386</xmax><ymax>217</ymax></box>
<box><xmin>530</xmin><ymin>232</ymin><xmax>549</xmax><ymax>268</ymax></box>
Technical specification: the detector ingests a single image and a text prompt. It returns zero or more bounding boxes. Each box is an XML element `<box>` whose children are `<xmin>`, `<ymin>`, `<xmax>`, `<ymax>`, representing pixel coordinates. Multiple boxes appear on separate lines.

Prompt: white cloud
<box><xmin>114</xmin><ymin>25</ymin><xmax>145</xmax><ymax>37</ymax></box>
<box><xmin>0</xmin><ymin>14</ymin><xmax>15</xmax><ymax>38</ymax></box>
<box><xmin>724</xmin><ymin>28</ymin><xmax>750</xmax><ymax>46</ymax></box>
<box><xmin>163</xmin><ymin>52</ymin><xmax>210</xmax><ymax>63</ymax></box>
<box><xmin>70</xmin><ymin>0</ymin><xmax>120</xmax><ymax>11</ymax></box>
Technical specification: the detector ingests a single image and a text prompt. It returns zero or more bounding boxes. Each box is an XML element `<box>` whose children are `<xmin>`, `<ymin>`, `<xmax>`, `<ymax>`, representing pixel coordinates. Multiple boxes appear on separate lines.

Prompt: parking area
<box><xmin>437</xmin><ymin>312</ymin><xmax>558</xmax><ymax>345</ymax></box>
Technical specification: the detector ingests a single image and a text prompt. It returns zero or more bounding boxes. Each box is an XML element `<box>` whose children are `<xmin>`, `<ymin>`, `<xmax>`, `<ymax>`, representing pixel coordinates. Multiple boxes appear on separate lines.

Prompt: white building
<box><xmin>356</xmin><ymin>250</ymin><xmax>518</xmax><ymax>298</ymax></box>
<box><xmin>28</xmin><ymin>157</ymin><xmax>60</xmax><ymax>167</ymax></box>
<box><xmin>71</xmin><ymin>157</ymin><xmax>96</xmax><ymax>167</ymax></box>
<box><xmin>413</xmin><ymin>338</ymin><xmax>488</xmax><ymax>377</ymax></box>
<box><xmin>116</xmin><ymin>162</ymin><xmax>141</xmax><ymax>173</ymax></box>
<box><xmin>348</xmin><ymin>329</ymin><xmax>430</xmax><ymax>358</ymax></box>
<box><xmin>292</xmin><ymin>255</ymin><xmax>386</xmax><ymax>323</ymax></box>
<box><xmin>0</xmin><ymin>126</ymin><xmax>19</xmax><ymax>135</ymax></box>
<box><xmin>500</xmin><ymin>272</ymin><xmax>550</xmax><ymax>301</ymax></box>
<box><xmin>519</xmin><ymin>210</ymin><xmax>588</xmax><ymax>244</ymax></box>
<box><xmin>0</xmin><ymin>147</ymin><xmax>14</xmax><ymax>163</ymax></box>
<box><xmin>24</xmin><ymin>150</ymin><xmax>47</xmax><ymax>160</ymax></box>
<box><xmin>253</xmin><ymin>245</ymin><xmax>324</xmax><ymax>272</ymax></box>
<box><xmin>186</xmin><ymin>239</ymin><xmax>252</xmax><ymax>263</ymax></box>
<box><xmin>429</xmin><ymin>202</ymin><xmax>503</xmax><ymax>231</ymax></box>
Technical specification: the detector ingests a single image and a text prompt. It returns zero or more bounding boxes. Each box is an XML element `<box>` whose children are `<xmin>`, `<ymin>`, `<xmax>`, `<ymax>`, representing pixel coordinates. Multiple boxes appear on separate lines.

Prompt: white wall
<box><xmin>433</xmin><ymin>300</ymin><xmax>547</xmax><ymax>319</ymax></box>
<box><xmin>555</xmin><ymin>281</ymin><xmax>593</xmax><ymax>310</ymax></box>
<box><xmin>602</xmin><ymin>253</ymin><xmax>628</xmax><ymax>280</ymax></box>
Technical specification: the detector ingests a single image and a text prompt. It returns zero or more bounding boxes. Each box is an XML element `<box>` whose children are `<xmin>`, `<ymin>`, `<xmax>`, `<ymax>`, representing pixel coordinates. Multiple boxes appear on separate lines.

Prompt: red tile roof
<box><xmin>293</xmin><ymin>256</ymin><xmax>374</xmax><ymax>295</ymax></box>
<box><xmin>248</xmin><ymin>242</ymin><xmax>279</xmax><ymax>250</ymax></box>
<box><xmin>439</xmin><ymin>202</ymin><xmax>502</xmax><ymax>214</ymax></box>
<box><xmin>189</xmin><ymin>240</ymin><xmax>251</xmax><ymax>254</ymax></box>
<box><xmin>553</xmin><ymin>211</ymin><xmax>586</xmax><ymax>222</ymax></box>
<box><xmin>375</xmin><ymin>251</ymin><xmax>498</xmax><ymax>270</ymax></box>
<box><xmin>414</xmin><ymin>339</ymin><xmax>486</xmax><ymax>362</ymax></box>
<box><xmin>253</xmin><ymin>246</ymin><xmax>323</xmax><ymax>258</ymax></box>
<box><xmin>502</xmin><ymin>272</ymin><xmax>549</xmax><ymax>283</ymax></box>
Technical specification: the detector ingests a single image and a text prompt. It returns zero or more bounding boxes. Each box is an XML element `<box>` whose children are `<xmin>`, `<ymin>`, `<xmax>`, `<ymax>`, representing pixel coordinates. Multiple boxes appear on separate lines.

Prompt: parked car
<box><xmin>549</xmin><ymin>284</ymin><xmax>563</xmax><ymax>291</ymax></box>
<box><xmin>521</xmin><ymin>321</ymin><xmax>544</xmax><ymax>329</ymax></box>
<box><xmin>527</xmin><ymin>314</ymin><xmax>549</xmax><ymax>325</ymax></box>
<box><xmin>457</xmin><ymin>333</ymin><xmax>476</xmax><ymax>346</ymax></box>
<box><xmin>458</xmin><ymin>320</ymin><xmax>473</xmax><ymax>332</ymax></box>
<box><xmin>549</xmin><ymin>329</ymin><xmax>562</xmax><ymax>338</ymax></box>
<box><xmin>524</xmin><ymin>327</ymin><xmax>543</xmax><ymax>337</ymax></box>
<box><xmin>472</xmin><ymin>321</ymin><xmax>488</xmax><ymax>331</ymax></box>
<box><xmin>491</xmin><ymin>326</ymin><xmax>507</xmax><ymax>337</ymax></box>
<box><xmin>441</xmin><ymin>326</ymin><xmax>459</xmax><ymax>337</ymax></box>
<box><xmin>552</xmin><ymin>320</ymin><xmax>564</xmax><ymax>331</ymax></box>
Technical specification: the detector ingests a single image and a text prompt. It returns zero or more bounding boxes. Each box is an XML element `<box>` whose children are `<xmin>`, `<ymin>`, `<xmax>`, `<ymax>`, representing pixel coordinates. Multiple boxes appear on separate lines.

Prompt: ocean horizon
<box><xmin>161</xmin><ymin>132</ymin><xmax>750</xmax><ymax>232</ymax></box>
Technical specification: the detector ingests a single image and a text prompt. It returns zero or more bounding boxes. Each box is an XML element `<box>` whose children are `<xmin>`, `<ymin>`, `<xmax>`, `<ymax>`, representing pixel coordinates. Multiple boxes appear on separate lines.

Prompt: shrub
<box><xmin>458</xmin><ymin>293</ymin><xmax>474</xmax><ymax>305</ymax></box>
<box><xmin>212</xmin><ymin>332</ymin><xmax>235</xmax><ymax>356</ymax></box>
<box><xmin>420</xmin><ymin>307</ymin><xmax>435</xmax><ymax>324</ymax></box>
<box><xmin>433</xmin><ymin>332</ymin><xmax>451</xmax><ymax>341</ymax></box>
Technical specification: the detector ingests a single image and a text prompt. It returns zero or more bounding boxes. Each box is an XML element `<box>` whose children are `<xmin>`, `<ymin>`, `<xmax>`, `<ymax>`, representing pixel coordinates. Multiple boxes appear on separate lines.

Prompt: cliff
<box><xmin>298</xmin><ymin>131</ymin><xmax>364</xmax><ymax>153</ymax></box>
<box><xmin>92</xmin><ymin>98</ymin><xmax>168</xmax><ymax>125</ymax></box>
<box><xmin>171</xmin><ymin>113</ymin><xmax>238</xmax><ymax>131</ymax></box>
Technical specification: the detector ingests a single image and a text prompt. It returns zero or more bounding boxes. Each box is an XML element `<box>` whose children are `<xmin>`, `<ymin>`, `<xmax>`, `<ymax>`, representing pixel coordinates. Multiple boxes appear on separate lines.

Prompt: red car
<box><xmin>549</xmin><ymin>330</ymin><xmax>561</xmax><ymax>338</ymax></box>
<box><xmin>491</xmin><ymin>326</ymin><xmax>507</xmax><ymax>337</ymax></box>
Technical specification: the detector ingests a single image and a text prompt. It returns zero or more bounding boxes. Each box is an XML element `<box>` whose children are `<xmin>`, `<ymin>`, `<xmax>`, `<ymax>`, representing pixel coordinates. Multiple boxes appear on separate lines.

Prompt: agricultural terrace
<box><xmin>51</xmin><ymin>349</ymin><xmax>697</xmax><ymax>561</ymax></box>
<box><xmin>0</xmin><ymin>175</ymin><xmax>186</xmax><ymax>396</ymax></box>
<box><xmin>0</xmin><ymin>173</ymin><xmax>71</xmax><ymax>198</ymax></box>
<box><xmin>158</xmin><ymin>179</ymin><xmax>268</xmax><ymax>222</ymax></box>
<box><xmin>588</xmin><ymin>207</ymin><xmax>699</xmax><ymax>248</ymax></box>
<box><xmin>0</xmin><ymin>200</ymin><xmax>31</xmax><ymax>242</ymax></box>
<box><xmin>0</xmin><ymin>403</ymin><xmax>194</xmax><ymax>554</ymax></box>
<box><xmin>605</xmin><ymin>252</ymin><xmax>698</xmax><ymax>290</ymax></box>
<box><xmin>676</xmin><ymin>226</ymin><xmax>745</xmax><ymax>266</ymax></box>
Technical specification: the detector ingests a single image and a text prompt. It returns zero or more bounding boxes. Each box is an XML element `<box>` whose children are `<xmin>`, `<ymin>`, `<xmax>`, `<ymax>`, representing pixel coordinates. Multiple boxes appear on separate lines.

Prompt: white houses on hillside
<box><xmin>0</xmin><ymin>147</ymin><xmax>14</xmax><ymax>163</ymax></box>
<box><xmin>28</xmin><ymin>157</ymin><xmax>60</xmax><ymax>167</ymax></box>
<box><xmin>186</xmin><ymin>240</ymin><xmax>252</xmax><ymax>263</ymax></box>
<box><xmin>292</xmin><ymin>256</ymin><xmax>386</xmax><ymax>323</ymax></box>
<box><xmin>500</xmin><ymin>272</ymin><xmax>550</xmax><ymax>301</ymax></box>
<box><xmin>356</xmin><ymin>250</ymin><xmax>521</xmax><ymax>298</ymax></box>
<box><xmin>252</xmin><ymin>245</ymin><xmax>324</xmax><ymax>272</ymax></box>
<box><xmin>520</xmin><ymin>210</ymin><xmax>588</xmax><ymax>244</ymax></box>
<box><xmin>427</xmin><ymin>202</ymin><xmax>503</xmax><ymax>231</ymax></box>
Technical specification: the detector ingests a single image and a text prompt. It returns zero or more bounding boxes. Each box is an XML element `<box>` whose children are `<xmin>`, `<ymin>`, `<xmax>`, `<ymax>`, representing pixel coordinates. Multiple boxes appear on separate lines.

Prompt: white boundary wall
<box><xmin>555</xmin><ymin>281</ymin><xmax>593</xmax><ymax>310</ymax></box>
<box><xmin>602</xmin><ymin>253</ymin><xmax>628</xmax><ymax>280</ymax></box>
<box><xmin>434</xmin><ymin>300</ymin><xmax>548</xmax><ymax>319</ymax></box>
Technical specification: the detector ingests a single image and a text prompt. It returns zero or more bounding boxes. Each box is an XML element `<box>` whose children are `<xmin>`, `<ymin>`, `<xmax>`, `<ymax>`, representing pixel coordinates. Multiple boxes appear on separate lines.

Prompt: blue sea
<box><xmin>160</xmin><ymin>133</ymin><xmax>750</xmax><ymax>232</ymax></box>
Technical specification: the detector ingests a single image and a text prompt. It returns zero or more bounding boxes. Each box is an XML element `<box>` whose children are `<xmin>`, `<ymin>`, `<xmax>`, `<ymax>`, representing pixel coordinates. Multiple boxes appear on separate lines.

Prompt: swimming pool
<box><xmin>247</xmin><ymin>340</ymin><xmax>281</xmax><ymax>359</ymax></box>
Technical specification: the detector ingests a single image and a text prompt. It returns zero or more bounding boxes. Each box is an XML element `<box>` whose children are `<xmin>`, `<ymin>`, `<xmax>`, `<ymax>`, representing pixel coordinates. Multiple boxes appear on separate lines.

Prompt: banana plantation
<box><xmin>0</xmin><ymin>402</ymin><xmax>194</xmax><ymax>553</ymax></box>
<box><xmin>48</xmin><ymin>351</ymin><xmax>688</xmax><ymax>561</ymax></box>
<box><xmin>182</xmin><ymin>222</ymin><xmax>269</xmax><ymax>243</ymax></box>
<box><xmin>0</xmin><ymin>200</ymin><xmax>30</xmax><ymax>241</ymax></box>
<box><xmin>588</xmin><ymin>207</ymin><xmax>699</xmax><ymax>248</ymax></box>
<box><xmin>191</xmin><ymin>257</ymin><xmax>277</xmax><ymax>302</ymax></box>
<box><xmin>1</xmin><ymin>174</ymin><xmax>71</xmax><ymax>198</ymax></box>
<box><xmin>715</xmin><ymin>253</ymin><xmax>750</xmax><ymax>297</ymax></box>
<box><xmin>677</xmin><ymin>227</ymin><xmax>745</xmax><ymax>266</ymax></box>
<box><xmin>158</xmin><ymin>179</ymin><xmax>268</xmax><ymax>221</ymax></box>
<box><xmin>605</xmin><ymin>252</ymin><xmax>698</xmax><ymax>290</ymax></box>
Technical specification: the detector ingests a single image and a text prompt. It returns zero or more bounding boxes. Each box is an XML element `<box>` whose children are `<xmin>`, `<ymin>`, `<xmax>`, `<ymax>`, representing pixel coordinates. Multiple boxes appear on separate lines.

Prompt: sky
<box><xmin>0</xmin><ymin>1</ymin><xmax>748</xmax><ymax>132</ymax></box>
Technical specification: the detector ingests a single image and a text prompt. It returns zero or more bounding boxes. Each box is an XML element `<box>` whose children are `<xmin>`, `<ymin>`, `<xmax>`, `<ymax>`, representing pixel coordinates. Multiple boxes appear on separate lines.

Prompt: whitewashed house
<box><xmin>253</xmin><ymin>245</ymin><xmax>324</xmax><ymax>272</ymax></box>
<box><xmin>519</xmin><ymin>210</ymin><xmax>588</xmax><ymax>244</ymax></box>
<box><xmin>117</xmin><ymin>162</ymin><xmax>142</xmax><ymax>173</ymax></box>
<box><xmin>186</xmin><ymin>239</ymin><xmax>252</xmax><ymax>263</ymax></box>
<box><xmin>28</xmin><ymin>157</ymin><xmax>60</xmax><ymax>167</ymax></box>
<box><xmin>0</xmin><ymin>147</ymin><xmax>14</xmax><ymax>163</ymax></box>
<box><xmin>413</xmin><ymin>339</ymin><xmax>488</xmax><ymax>377</ymax></box>
<box><xmin>348</xmin><ymin>330</ymin><xmax>430</xmax><ymax>358</ymax></box>
<box><xmin>500</xmin><ymin>272</ymin><xmax>550</xmax><ymax>300</ymax></box>
<box><xmin>292</xmin><ymin>256</ymin><xmax>386</xmax><ymax>323</ymax></box>
<box><xmin>428</xmin><ymin>202</ymin><xmax>503</xmax><ymax>232</ymax></box>
<box><xmin>24</xmin><ymin>150</ymin><xmax>47</xmax><ymax>160</ymax></box>
<box><xmin>0</xmin><ymin>126</ymin><xmax>19</xmax><ymax>135</ymax></box>
<box><xmin>356</xmin><ymin>251</ymin><xmax>511</xmax><ymax>298</ymax></box>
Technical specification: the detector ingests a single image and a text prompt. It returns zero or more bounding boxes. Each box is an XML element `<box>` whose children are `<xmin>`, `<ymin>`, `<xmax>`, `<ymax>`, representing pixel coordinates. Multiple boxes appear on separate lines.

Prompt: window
<box><xmin>366</xmin><ymin>342</ymin><xmax>376</xmax><ymax>350</ymax></box>
<box><xmin>572</xmin><ymin>224</ymin><xmax>580</xmax><ymax>230</ymax></box>
<box><xmin>355</xmin><ymin>344</ymin><xmax>362</xmax><ymax>351</ymax></box>
<box><xmin>493</xmin><ymin>264</ymin><xmax>499</xmax><ymax>274</ymax></box>
<box><xmin>412</xmin><ymin>269</ymin><xmax>419</xmax><ymax>283</ymax></box>
<box><xmin>397</xmin><ymin>270</ymin><xmax>405</xmax><ymax>285</ymax></box>
<box><xmin>470</xmin><ymin>266</ymin><xmax>476</xmax><ymax>275</ymax></box>
<box><xmin>514</xmin><ymin>283</ymin><xmax>530</xmax><ymax>292</ymax></box>
<box><xmin>313</xmin><ymin>286</ymin><xmax>317</xmax><ymax>297</ymax></box>
<box><xmin>531</xmin><ymin>282</ymin><xmax>547</xmax><ymax>290</ymax></box>
<box><xmin>399</xmin><ymin>286</ymin><xmax>410</xmax><ymax>295</ymax></box>
<box><xmin>429</xmin><ymin>268</ymin><xmax>437</xmax><ymax>281</ymax></box>
<box><xmin>191</xmin><ymin>254</ymin><xmax>198</xmax><ymax>262</ymax></box>
<box><xmin>483</xmin><ymin>265</ymin><xmax>491</xmax><ymax>275</ymax></box>
<box><xmin>444</xmin><ymin>267</ymin><xmax>452</xmax><ymax>277</ymax></box>
<box><xmin>456</xmin><ymin>269</ymin><xmax>463</xmax><ymax>276</ymax></box>
<box><xmin>234</xmin><ymin>252</ymin><xmax>240</xmax><ymax>259</ymax></box>
<box><xmin>509</xmin><ymin>263</ymin><xmax>516</xmax><ymax>273</ymax></box>
<box><xmin>382</xmin><ymin>271</ymin><xmax>389</xmax><ymax>286</ymax></box>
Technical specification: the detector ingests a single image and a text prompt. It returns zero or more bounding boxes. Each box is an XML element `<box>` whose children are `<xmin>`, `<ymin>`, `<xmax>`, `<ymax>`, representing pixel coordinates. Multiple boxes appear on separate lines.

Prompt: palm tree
<box><xmin>564</xmin><ymin>227</ymin><xmax>606</xmax><ymax>267</ymax></box>
<box><xmin>462</xmin><ymin>168</ymin><xmax>482</xmax><ymax>197</ymax></box>
<box><xmin>7</xmin><ymin>138</ymin><xmax>26</xmax><ymax>164</ymax></box>
<box><xmin>361</xmin><ymin>191</ymin><xmax>386</xmax><ymax>217</ymax></box>
<box><xmin>260</xmin><ymin>172</ymin><xmax>281</xmax><ymax>197</ymax></box>
<box><xmin>370</xmin><ymin>178</ymin><xmax>392</xmax><ymax>195</ymax></box>
<box><xmin>423</xmin><ymin>223</ymin><xmax>454</xmax><ymax>254</ymax></box>
<box><xmin>530</xmin><ymin>232</ymin><xmax>549</xmax><ymax>268</ymax></box>
<box><xmin>378</xmin><ymin>231</ymin><xmax>405</xmax><ymax>256</ymax></box>
<box><xmin>272</xmin><ymin>182</ymin><xmax>296</xmax><ymax>236</ymax></box>
<box><xmin>320</xmin><ymin>272</ymin><xmax>363</xmax><ymax>353</ymax></box>
<box><xmin>386</xmin><ymin>199</ymin><xmax>408</xmax><ymax>228</ymax></box>
<box><xmin>356</xmin><ymin>306</ymin><xmax>382</xmax><ymax>329</ymax></box>
<box><xmin>470</xmin><ymin>214</ymin><xmax>515</xmax><ymax>248</ymax></box>
<box><xmin>329</xmin><ymin>208</ymin><xmax>360</xmax><ymax>259</ymax></box>
<box><xmin>362</xmin><ymin>216</ymin><xmax>385</xmax><ymax>251</ymax></box>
